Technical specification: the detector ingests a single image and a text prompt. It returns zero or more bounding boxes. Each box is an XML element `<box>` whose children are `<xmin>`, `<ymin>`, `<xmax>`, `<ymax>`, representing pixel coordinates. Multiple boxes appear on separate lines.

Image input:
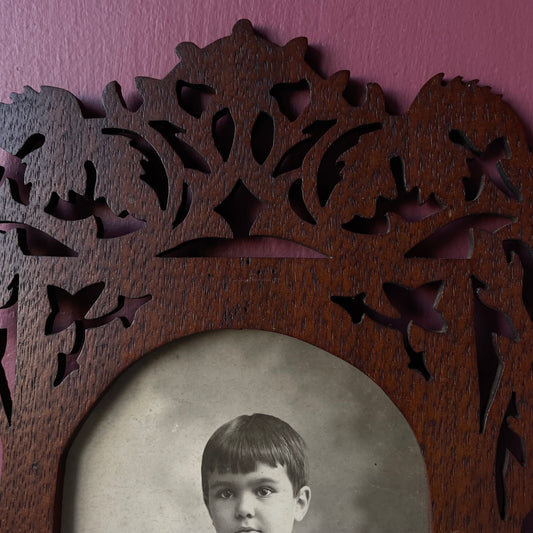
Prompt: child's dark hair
<box><xmin>201</xmin><ymin>413</ymin><xmax>308</xmax><ymax>505</ymax></box>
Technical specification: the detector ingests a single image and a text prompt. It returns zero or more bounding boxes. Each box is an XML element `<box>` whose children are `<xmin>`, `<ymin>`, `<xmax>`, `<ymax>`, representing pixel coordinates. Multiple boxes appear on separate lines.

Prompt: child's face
<box><xmin>206</xmin><ymin>462</ymin><xmax>311</xmax><ymax>533</ymax></box>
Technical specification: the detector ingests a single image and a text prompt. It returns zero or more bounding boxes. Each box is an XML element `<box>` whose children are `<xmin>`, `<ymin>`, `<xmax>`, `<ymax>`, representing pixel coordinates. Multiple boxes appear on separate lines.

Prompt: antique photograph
<box><xmin>62</xmin><ymin>330</ymin><xmax>429</xmax><ymax>532</ymax></box>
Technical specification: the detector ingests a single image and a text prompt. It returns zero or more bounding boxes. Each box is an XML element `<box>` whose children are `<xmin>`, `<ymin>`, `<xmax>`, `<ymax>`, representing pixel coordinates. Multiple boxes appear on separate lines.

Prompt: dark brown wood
<box><xmin>0</xmin><ymin>18</ymin><xmax>532</xmax><ymax>531</ymax></box>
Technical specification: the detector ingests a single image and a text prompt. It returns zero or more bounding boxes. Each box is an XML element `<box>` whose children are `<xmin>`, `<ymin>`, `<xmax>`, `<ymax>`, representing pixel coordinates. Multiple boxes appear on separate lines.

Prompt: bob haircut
<box><xmin>201</xmin><ymin>413</ymin><xmax>309</xmax><ymax>504</ymax></box>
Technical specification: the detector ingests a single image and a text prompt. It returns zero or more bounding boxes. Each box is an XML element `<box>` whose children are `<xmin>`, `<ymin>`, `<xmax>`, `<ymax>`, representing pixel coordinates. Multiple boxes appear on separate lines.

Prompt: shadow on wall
<box><xmin>62</xmin><ymin>329</ymin><xmax>430</xmax><ymax>533</ymax></box>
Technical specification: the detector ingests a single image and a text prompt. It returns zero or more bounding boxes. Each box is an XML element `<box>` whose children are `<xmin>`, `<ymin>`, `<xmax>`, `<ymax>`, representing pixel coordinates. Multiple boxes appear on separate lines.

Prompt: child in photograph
<box><xmin>201</xmin><ymin>413</ymin><xmax>312</xmax><ymax>533</ymax></box>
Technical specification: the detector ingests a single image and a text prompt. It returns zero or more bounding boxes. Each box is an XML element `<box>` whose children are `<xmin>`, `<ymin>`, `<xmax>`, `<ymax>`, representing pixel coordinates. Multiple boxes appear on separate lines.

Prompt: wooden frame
<box><xmin>0</xmin><ymin>19</ymin><xmax>532</xmax><ymax>531</ymax></box>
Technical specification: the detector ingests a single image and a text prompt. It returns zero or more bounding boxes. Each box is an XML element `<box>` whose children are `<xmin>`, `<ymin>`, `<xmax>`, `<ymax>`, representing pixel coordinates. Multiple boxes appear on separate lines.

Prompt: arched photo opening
<box><xmin>62</xmin><ymin>330</ymin><xmax>430</xmax><ymax>533</ymax></box>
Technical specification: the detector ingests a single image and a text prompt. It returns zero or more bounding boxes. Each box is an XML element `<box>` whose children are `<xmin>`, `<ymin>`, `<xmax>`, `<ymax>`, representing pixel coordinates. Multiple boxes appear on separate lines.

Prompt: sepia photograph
<box><xmin>62</xmin><ymin>330</ymin><xmax>429</xmax><ymax>533</ymax></box>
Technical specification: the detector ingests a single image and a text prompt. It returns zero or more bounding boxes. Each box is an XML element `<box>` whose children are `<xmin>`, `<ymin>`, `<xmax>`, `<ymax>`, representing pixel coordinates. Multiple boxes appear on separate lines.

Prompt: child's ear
<box><xmin>294</xmin><ymin>486</ymin><xmax>311</xmax><ymax>522</ymax></box>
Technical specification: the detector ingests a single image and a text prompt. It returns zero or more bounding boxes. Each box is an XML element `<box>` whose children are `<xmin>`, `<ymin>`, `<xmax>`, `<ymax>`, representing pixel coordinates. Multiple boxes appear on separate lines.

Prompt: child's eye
<box><xmin>217</xmin><ymin>489</ymin><xmax>234</xmax><ymax>499</ymax></box>
<box><xmin>256</xmin><ymin>487</ymin><xmax>274</xmax><ymax>497</ymax></box>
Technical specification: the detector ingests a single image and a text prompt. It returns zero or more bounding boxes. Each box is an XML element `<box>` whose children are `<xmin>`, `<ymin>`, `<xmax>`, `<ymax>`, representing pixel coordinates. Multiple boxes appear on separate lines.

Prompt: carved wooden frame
<box><xmin>0</xmin><ymin>19</ymin><xmax>532</xmax><ymax>532</ymax></box>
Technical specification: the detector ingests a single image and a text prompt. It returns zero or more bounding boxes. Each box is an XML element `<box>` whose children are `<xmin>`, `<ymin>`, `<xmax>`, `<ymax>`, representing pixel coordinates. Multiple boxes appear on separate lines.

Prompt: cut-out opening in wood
<box><xmin>449</xmin><ymin>130</ymin><xmax>520</xmax><ymax>201</ymax></box>
<box><xmin>472</xmin><ymin>276</ymin><xmax>519</xmax><ymax>433</ymax></box>
<box><xmin>270</xmin><ymin>79</ymin><xmax>311</xmax><ymax>121</ymax></box>
<box><xmin>62</xmin><ymin>330</ymin><xmax>430</xmax><ymax>533</ymax></box>
<box><xmin>45</xmin><ymin>282</ymin><xmax>151</xmax><ymax>386</ymax></box>
<box><xmin>148</xmin><ymin>120</ymin><xmax>211</xmax><ymax>174</ymax></box>
<box><xmin>404</xmin><ymin>214</ymin><xmax>516</xmax><ymax>259</ymax></box>
<box><xmin>212</xmin><ymin>108</ymin><xmax>235</xmax><ymax>162</ymax></box>
<box><xmin>332</xmin><ymin>279</ymin><xmax>446</xmax><ymax>381</ymax></box>
<box><xmin>158</xmin><ymin>179</ymin><xmax>329</xmax><ymax>258</ymax></box>
<box><xmin>251</xmin><ymin>111</ymin><xmax>274</xmax><ymax>165</ymax></box>
<box><xmin>342</xmin><ymin>156</ymin><xmax>444</xmax><ymax>235</ymax></box>
<box><xmin>45</xmin><ymin>161</ymin><xmax>147</xmax><ymax>239</ymax></box>
<box><xmin>272</xmin><ymin>119</ymin><xmax>336</xmax><ymax>177</ymax></box>
<box><xmin>0</xmin><ymin>275</ymin><xmax>17</xmax><ymax>427</ymax></box>
<box><xmin>176</xmin><ymin>80</ymin><xmax>215</xmax><ymax>119</ymax></box>
<box><xmin>101</xmin><ymin>128</ymin><xmax>170</xmax><ymax>210</ymax></box>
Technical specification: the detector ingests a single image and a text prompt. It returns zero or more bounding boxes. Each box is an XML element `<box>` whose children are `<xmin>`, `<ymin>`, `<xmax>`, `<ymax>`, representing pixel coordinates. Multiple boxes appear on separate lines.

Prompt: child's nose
<box><xmin>235</xmin><ymin>493</ymin><xmax>255</xmax><ymax>518</ymax></box>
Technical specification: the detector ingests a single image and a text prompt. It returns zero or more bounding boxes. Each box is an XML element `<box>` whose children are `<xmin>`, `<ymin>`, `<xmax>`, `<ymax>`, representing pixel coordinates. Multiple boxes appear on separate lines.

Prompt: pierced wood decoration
<box><xmin>0</xmin><ymin>19</ymin><xmax>532</xmax><ymax>531</ymax></box>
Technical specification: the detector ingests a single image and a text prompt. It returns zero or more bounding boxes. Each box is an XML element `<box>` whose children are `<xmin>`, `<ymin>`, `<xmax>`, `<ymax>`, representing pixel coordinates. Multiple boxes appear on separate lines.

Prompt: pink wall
<box><xmin>0</xmin><ymin>0</ymin><xmax>532</xmax><ymax>138</ymax></box>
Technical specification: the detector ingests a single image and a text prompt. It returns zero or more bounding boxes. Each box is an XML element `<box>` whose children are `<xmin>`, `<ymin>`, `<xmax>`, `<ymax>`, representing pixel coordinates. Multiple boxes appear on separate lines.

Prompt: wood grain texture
<box><xmin>0</xmin><ymin>19</ymin><xmax>532</xmax><ymax>531</ymax></box>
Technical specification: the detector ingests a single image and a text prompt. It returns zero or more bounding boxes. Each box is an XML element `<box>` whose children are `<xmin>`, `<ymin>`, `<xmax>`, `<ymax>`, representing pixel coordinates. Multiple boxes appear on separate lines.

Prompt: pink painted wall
<box><xmin>0</xmin><ymin>0</ymin><xmax>532</xmax><ymax>138</ymax></box>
